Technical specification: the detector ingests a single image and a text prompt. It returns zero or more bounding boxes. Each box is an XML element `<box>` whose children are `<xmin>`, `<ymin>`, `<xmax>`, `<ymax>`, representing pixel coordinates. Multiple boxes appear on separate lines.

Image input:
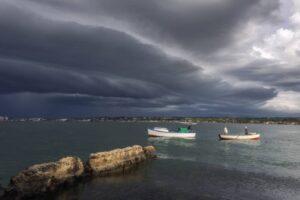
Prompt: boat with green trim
<box><xmin>147</xmin><ymin>127</ymin><xmax>196</xmax><ymax>138</ymax></box>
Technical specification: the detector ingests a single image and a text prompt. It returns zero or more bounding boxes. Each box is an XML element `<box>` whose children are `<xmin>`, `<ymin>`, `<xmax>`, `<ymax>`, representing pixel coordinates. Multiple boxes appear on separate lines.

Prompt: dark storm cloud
<box><xmin>0</xmin><ymin>58</ymin><xmax>166</xmax><ymax>98</ymax></box>
<box><xmin>0</xmin><ymin>1</ymin><xmax>278</xmax><ymax>117</ymax></box>
<box><xmin>26</xmin><ymin>0</ymin><xmax>280</xmax><ymax>55</ymax></box>
<box><xmin>229</xmin><ymin>60</ymin><xmax>300</xmax><ymax>92</ymax></box>
<box><xmin>229</xmin><ymin>87</ymin><xmax>277</xmax><ymax>101</ymax></box>
<box><xmin>0</xmin><ymin>3</ymin><xmax>216</xmax><ymax>97</ymax></box>
<box><xmin>0</xmin><ymin>4</ymin><xmax>205</xmax><ymax>96</ymax></box>
<box><xmin>0</xmin><ymin>92</ymin><xmax>276</xmax><ymax>117</ymax></box>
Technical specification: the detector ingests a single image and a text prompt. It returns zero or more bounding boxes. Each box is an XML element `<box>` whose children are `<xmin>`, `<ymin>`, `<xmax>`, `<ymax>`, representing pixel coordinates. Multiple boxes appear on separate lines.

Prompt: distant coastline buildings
<box><xmin>0</xmin><ymin>116</ymin><xmax>299</xmax><ymax>125</ymax></box>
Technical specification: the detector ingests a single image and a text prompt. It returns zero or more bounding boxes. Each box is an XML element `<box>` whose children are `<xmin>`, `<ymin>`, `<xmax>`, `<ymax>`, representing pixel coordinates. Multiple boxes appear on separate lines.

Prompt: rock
<box><xmin>4</xmin><ymin>156</ymin><xmax>84</xmax><ymax>199</ymax></box>
<box><xmin>86</xmin><ymin>145</ymin><xmax>156</xmax><ymax>176</ymax></box>
<box><xmin>143</xmin><ymin>146</ymin><xmax>157</xmax><ymax>159</ymax></box>
<box><xmin>2</xmin><ymin>145</ymin><xmax>157</xmax><ymax>199</ymax></box>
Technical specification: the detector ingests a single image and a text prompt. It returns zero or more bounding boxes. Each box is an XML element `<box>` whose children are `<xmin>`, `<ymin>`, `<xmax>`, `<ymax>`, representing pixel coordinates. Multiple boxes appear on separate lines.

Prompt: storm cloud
<box><xmin>0</xmin><ymin>0</ymin><xmax>298</xmax><ymax>117</ymax></box>
<box><xmin>22</xmin><ymin>0</ymin><xmax>280</xmax><ymax>55</ymax></box>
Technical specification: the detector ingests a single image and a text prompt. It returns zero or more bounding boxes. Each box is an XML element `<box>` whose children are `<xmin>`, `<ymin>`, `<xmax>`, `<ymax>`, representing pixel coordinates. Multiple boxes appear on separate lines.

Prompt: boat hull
<box><xmin>148</xmin><ymin>129</ymin><xmax>196</xmax><ymax>138</ymax></box>
<box><xmin>219</xmin><ymin>133</ymin><xmax>260</xmax><ymax>140</ymax></box>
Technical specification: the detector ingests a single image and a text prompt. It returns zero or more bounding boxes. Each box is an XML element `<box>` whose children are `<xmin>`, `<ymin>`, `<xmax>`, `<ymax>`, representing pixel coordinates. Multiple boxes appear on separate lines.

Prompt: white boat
<box><xmin>147</xmin><ymin>127</ymin><xmax>196</xmax><ymax>138</ymax></box>
<box><xmin>219</xmin><ymin>133</ymin><xmax>260</xmax><ymax>140</ymax></box>
<box><xmin>219</xmin><ymin>126</ymin><xmax>260</xmax><ymax>140</ymax></box>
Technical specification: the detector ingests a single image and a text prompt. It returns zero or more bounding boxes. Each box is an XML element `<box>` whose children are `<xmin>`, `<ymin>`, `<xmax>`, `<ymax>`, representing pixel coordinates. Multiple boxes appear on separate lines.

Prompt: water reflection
<box><xmin>147</xmin><ymin>137</ymin><xmax>197</xmax><ymax>162</ymax></box>
<box><xmin>147</xmin><ymin>137</ymin><xmax>196</xmax><ymax>148</ymax></box>
<box><xmin>156</xmin><ymin>153</ymin><xmax>197</xmax><ymax>162</ymax></box>
<box><xmin>54</xmin><ymin>167</ymin><xmax>146</xmax><ymax>200</ymax></box>
<box><xmin>220</xmin><ymin>139</ymin><xmax>261</xmax><ymax>146</ymax></box>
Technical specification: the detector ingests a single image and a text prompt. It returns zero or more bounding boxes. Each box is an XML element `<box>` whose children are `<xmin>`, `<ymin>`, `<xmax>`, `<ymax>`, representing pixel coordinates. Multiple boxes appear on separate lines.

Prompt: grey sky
<box><xmin>0</xmin><ymin>0</ymin><xmax>299</xmax><ymax>117</ymax></box>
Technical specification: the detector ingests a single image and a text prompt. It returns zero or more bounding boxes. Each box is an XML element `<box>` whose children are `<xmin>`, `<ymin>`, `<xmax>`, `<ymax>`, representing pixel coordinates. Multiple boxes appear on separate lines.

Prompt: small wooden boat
<box><xmin>148</xmin><ymin>127</ymin><xmax>196</xmax><ymax>138</ymax></box>
<box><xmin>219</xmin><ymin>133</ymin><xmax>260</xmax><ymax>140</ymax></box>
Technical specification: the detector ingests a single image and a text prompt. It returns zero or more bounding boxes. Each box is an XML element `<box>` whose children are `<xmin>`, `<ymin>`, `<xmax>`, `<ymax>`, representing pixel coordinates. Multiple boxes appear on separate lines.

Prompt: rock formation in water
<box><xmin>4</xmin><ymin>156</ymin><xmax>84</xmax><ymax>199</ymax></box>
<box><xmin>2</xmin><ymin>145</ymin><xmax>156</xmax><ymax>199</ymax></box>
<box><xmin>86</xmin><ymin>145</ymin><xmax>156</xmax><ymax>176</ymax></box>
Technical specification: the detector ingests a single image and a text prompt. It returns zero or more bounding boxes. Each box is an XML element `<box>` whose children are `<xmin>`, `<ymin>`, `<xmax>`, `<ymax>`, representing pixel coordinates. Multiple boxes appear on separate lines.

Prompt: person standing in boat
<box><xmin>224</xmin><ymin>126</ymin><xmax>228</xmax><ymax>134</ymax></box>
<box><xmin>187</xmin><ymin>125</ymin><xmax>193</xmax><ymax>133</ymax></box>
<box><xmin>245</xmin><ymin>126</ymin><xmax>248</xmax><ymax>135</ymax></box>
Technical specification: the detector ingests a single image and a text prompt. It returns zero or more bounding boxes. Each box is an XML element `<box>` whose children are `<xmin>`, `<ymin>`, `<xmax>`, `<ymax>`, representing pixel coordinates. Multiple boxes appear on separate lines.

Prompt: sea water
<box><xmin>0</xmin><ymin>122</ymin><xmax>300</xmax><ymax>199</ymax></box>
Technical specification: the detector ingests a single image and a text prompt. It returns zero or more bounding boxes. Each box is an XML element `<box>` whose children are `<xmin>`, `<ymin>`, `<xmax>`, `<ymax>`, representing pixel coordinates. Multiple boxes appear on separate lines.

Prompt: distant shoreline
<box><xmin>1</xmin><ymin>117</ymin><xmax>300</xmax><ymax>125</ymax></box>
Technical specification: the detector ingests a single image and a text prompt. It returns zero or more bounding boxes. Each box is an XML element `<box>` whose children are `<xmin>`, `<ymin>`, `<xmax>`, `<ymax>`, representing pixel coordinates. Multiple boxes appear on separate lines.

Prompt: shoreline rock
<box><xmin>4</xmin><ymin>156</ymin><xmax>84</xmax><ymax>199</ymax></box>
<box><xmin>2</xmin><ymin>145</ymin><xmax>156</xmax><ymax>199</ymax></box>
<box><xmin>85</xmin><ymin>145</ymin><xmax>155</xmax><ymax>176</ymax></box>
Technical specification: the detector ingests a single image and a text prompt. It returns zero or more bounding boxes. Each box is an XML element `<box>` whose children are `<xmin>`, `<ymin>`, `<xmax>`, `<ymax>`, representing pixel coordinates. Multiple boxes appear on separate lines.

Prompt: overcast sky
<box><xmin>0</xmin><ymin>0</ymin><xmax>299</xmax><ymax>117</ymax></box>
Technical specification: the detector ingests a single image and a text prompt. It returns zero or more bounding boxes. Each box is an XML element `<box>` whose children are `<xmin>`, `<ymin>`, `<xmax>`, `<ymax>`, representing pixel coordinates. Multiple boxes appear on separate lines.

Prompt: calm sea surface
<box><xmin>0</xmin><ymin>122</ymin><xmax>300</xmax><ymax>199</ymax></box>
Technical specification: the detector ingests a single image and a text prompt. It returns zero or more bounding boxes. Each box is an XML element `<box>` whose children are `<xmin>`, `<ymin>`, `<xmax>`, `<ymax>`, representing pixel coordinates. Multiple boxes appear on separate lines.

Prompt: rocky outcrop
<box><xmin>2</xmin><ymin>145</ymin><xmax>156</xmax><ymax>199</ymax></box>
<box><xmin>4</xmin><ymin>156</ymin><xmax>84</xmax><ymax>199</ymax></box>
<box><xmin>86</xmin><ymin>145</ymin><xmax>156</xmax><ymax>176</ymax></box>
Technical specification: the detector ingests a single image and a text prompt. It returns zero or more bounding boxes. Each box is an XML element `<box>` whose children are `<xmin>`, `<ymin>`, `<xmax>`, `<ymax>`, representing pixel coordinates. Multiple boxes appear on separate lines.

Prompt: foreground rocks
<box><xmin>4</xmin><ymin>157</ymin><xmax>84</xmax><ymax>199</ymax></box>
<box><xmin>2</xmin><ymin>145</ymin><xmax>156</xmax><ymax>199</ymax></box>
<box><xmin>86</xmin><ymin>145</ymin><xmax>156</xmax><ymax>176</ymax></box>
